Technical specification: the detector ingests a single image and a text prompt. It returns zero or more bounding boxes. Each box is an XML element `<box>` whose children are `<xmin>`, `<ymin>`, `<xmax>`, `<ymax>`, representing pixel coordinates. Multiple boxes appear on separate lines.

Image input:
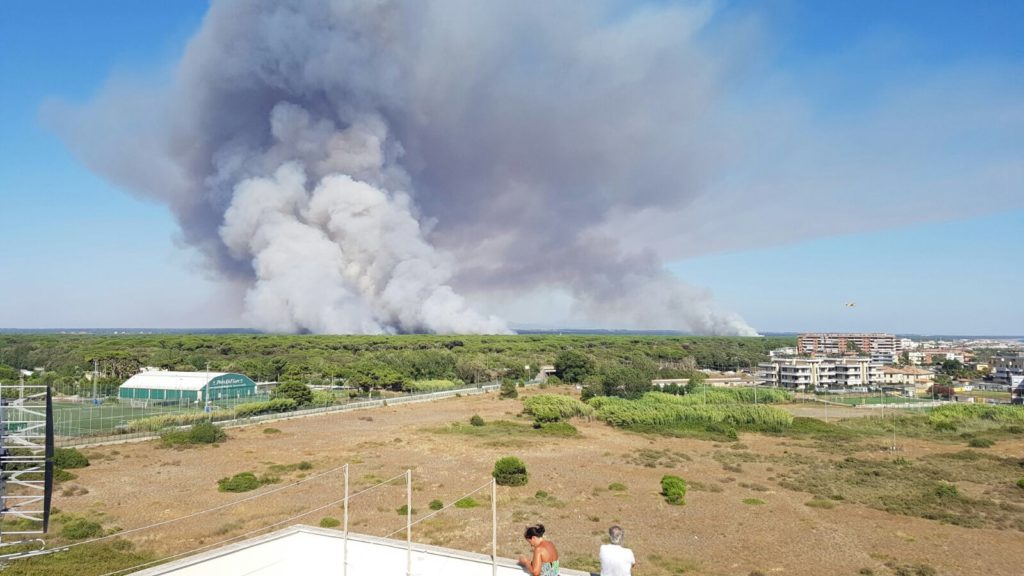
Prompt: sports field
<box><xmin>829</xmin><ymin>394</ymin><xmax>932</xmax><ymax>406</ymax></box>
<box><xmin>52</xmin><ymin>394</ymin><xmax>272</xmax><ymax>437</ymax></box>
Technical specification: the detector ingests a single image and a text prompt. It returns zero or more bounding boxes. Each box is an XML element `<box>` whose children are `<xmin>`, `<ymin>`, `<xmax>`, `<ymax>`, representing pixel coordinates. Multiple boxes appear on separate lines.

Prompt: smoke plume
<box><xmin>47</xmin><ymin>0</ymin><xmax>762</xmax><ymax>335</ymax></box>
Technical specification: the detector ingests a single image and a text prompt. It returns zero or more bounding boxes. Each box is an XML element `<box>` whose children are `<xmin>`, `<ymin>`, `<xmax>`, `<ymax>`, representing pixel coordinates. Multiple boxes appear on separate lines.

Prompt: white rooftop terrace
<box><xmin>131</xmin><ymin>525</ymin><xmax>590</xmax><ymax>576</ymax></box>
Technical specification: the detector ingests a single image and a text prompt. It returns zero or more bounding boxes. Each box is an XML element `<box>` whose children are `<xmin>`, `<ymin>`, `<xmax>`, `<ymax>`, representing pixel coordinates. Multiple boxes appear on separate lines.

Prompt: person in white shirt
<box><xmin>599</xmin><ymin>525</ymin><xmax>636</xmax><ymax>576</ymax></box>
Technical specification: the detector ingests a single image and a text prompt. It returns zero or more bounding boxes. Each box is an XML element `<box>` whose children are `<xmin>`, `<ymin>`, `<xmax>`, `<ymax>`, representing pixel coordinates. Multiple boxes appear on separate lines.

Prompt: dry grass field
<box><xmin>33</xmin><ymin>388</ymin><xmax>1024</xmax><ymax>576</ymax></box>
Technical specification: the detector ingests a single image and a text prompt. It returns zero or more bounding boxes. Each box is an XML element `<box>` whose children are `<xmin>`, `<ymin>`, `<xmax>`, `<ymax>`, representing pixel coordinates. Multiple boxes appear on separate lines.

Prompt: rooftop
<box><xmin>131</xmin><ymin>525</ymin><xmax>590</xmax><ymax>576</ymax></box>
<box><xmin>120</xmin><ymin>370</ymin><xmax>231</xmax><ymax>391</ymax></box>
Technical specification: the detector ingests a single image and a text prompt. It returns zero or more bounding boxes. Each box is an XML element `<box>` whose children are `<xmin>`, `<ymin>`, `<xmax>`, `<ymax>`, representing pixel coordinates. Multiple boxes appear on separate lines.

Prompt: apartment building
<box><xmin>797</xmin><ymin>333</ymin><xmax>899</xmax><ymax>364</ymax></box>
<box><xmin>882</xmin><ymin>366</ymin><xmax>935</xmax><ymax>389</ymax></box>
<box><xmin>991</xmin><ymin>364</ymin><xmax>1024</xmax><ymax>386</ymax></box>
<box><xmin>759</xmin><ymin>357</ymin><xmax>884</xmax><ymax>390</ymax></box>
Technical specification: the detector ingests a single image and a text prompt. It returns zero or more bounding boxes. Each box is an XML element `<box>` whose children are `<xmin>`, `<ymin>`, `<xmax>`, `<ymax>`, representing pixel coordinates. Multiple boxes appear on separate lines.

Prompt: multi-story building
<box><xmin>759</xmin><ymin>357</ymin><xmax>884</xmax><ymax>390</ymax></box>
<box><xmin>797</xmin><ymin>333</ymin><xmax>899</xmax><ymax>364</ymax></box>
<box><xmin>882</xmin><ymin>366</ymin><xmax>935</xmax><ymax>390</ymax></box>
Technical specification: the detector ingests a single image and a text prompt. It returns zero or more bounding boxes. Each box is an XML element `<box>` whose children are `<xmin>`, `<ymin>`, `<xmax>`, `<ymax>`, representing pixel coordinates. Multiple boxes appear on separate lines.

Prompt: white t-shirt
<box><xmin>599</xmin><ymin>543</ymin><xmax>635</xmax><ymax>576</ymax></box>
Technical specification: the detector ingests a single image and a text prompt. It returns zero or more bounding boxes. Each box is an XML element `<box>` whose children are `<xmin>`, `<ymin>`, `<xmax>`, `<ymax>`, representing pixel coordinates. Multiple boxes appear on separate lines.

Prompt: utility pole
<box><xmin>92</xmin><ymin>359</ymin><xmax>98</xmax><ymax>400</ymax></box>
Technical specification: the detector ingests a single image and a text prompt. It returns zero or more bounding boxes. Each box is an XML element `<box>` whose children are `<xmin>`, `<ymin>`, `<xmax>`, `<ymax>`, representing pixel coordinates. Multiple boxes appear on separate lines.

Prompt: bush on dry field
<box><xmin>493</xmin><ymin>456</ymin><xmax>528</xmax><ymax>486</ymax></box>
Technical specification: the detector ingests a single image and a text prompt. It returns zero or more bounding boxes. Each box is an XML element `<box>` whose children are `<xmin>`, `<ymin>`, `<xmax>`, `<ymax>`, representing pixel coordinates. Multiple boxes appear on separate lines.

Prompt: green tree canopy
<box><xmin>271</xmin><ymin>381</ymin><xmax>314</xmax><ymax>405</ymax></box>
<box><xmin>553</xmin><ymin>350</ymin><xmax>596</xmax><ymax>383</ymax></box>
<box><xmin>344</xmin><ymin>362</ymin><xmax>408</xmax><ymax>391</ymax></box>
<box><xmin>600</xmin><ymin>366</ymin><xmax>652</xmax><ymax>399</ymax></box>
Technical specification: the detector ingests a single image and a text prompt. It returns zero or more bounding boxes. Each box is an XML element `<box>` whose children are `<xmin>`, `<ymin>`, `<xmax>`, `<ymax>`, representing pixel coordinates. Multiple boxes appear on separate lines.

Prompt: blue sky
<box><xmin>1</xmin><ymin>1</ymin><xmax>1021</xmax><ymax>334</ymax></box>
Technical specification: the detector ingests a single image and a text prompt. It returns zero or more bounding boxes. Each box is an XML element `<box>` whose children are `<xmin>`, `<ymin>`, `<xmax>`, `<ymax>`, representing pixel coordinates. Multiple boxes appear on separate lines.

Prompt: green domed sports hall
<box><xmin>118</xmin><ymin>370</ymin><xmax>257</xmax><ymax>403</ymax></box>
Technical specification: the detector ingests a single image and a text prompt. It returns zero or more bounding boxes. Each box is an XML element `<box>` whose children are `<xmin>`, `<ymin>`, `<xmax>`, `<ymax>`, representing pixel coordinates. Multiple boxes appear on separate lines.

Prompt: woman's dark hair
<box><xmin>524</xmin><ymin>524</ymin><xmax>546</xmax><ymax>539</ymax></box>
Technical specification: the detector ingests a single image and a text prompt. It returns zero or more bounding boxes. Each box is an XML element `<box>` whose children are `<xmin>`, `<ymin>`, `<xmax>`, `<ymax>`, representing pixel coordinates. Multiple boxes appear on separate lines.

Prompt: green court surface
<box><xmin>829</xmin><ymin>395</ymin><xmax>932</xmax><ymax>406</ymax></box>
<box><xmin>52</xmin><ymin>395</ymin><xmax>272</xmax><ymax>437</ymax></box>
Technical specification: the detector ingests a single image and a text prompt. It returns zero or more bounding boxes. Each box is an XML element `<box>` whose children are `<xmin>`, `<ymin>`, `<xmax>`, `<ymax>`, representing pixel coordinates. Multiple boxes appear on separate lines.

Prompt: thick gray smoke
<box><xmin>47</xmin><ymin>0</ymin><xmax>760</xmax><ymax>335</ymax></box>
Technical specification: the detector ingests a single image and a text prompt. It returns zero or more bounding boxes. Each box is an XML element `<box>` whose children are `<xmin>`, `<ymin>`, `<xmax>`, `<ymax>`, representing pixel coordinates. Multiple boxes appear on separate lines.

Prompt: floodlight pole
<box><xmin>406</xmin><ymin>469</ymin><xmax>413</xmax><ymax>576</ymax></box>
<box><xmin>343</xmin><ymin>463</ymin><xmax>349</xmax><ymax>576</ymax></box>
<box><xmin>491</xmin><ymin>478</ymin><xmax>498</xmax><ymax>576</ymax></box>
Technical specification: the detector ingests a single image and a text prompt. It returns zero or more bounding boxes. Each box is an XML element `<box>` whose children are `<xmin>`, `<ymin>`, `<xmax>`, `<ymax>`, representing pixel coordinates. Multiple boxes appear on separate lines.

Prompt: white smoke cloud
<box><xmin>221</xmin><ymin>160</ymin><xmax>509</xmax><ymax>334</ymax></box>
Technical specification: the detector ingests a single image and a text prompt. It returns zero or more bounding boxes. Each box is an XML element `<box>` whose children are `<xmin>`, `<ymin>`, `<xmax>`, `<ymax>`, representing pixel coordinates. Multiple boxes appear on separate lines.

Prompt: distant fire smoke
<box><xmin>47</xmin><ymin>0</ymin><xmax>759</xmax><ymax>335</ymax></box>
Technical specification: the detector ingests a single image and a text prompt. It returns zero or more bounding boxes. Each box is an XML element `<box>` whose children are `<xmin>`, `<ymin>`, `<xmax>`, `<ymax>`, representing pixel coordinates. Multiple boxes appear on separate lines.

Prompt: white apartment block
<box><xmin>797</xmin><ymin>333</ymin><xmax>899</xmax><ymax>364</ymax></box>
<box><xmin>759</xmin><ymin>357</ymin><xmax>884</xmax><ymax>390</ymax></box>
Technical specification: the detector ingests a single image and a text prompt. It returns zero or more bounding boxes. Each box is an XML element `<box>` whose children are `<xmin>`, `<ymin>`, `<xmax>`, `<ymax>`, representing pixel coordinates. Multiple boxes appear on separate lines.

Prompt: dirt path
<box><xmin>59</xmin><ymin>393</ymin><xmax>1022</xmax><ymax>576</ymax></box>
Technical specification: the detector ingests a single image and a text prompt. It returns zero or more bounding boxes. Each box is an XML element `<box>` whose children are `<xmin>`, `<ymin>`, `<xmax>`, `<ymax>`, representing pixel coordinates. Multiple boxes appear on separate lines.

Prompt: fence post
<box><xmin>343</xmin><ymin>463</ymin><xmax>349</xmax><ymax>576</ymax></box>
<box><xmin>406</xmin><ymin>469</ymin><xmax>413</xmax><ymax>576</ymax></box>
<box><xmin>492</xmin><ymin>478</ymin><xmax>498</xmax><ymax>576</ymax></box>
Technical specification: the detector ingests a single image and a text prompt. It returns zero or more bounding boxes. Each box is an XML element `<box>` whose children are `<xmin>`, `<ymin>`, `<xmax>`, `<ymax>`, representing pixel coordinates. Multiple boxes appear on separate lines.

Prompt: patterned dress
<box><xmin>540</xmin><ymin>560</ymin><xmax>560</xmax><ymax>576</ymax></box>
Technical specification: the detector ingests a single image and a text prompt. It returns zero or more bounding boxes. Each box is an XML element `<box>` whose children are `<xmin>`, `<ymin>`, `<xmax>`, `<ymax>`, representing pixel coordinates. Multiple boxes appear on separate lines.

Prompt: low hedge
<box><xmin>661</xmin><ymin>475</ymin><xmax>687</xmax><ymax>505</ymax></box>
<box><xmin>522</xmin><ymin>394</ymin><xmax>595</xmax><ymax>422</ymax></box>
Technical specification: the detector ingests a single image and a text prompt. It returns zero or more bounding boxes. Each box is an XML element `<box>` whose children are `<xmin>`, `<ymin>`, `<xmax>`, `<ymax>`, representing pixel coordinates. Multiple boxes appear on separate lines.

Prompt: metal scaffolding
<box><xmin>0</xmin><ymin>383</ymin><xmax>54</xmax><ymax>555</ymax></box>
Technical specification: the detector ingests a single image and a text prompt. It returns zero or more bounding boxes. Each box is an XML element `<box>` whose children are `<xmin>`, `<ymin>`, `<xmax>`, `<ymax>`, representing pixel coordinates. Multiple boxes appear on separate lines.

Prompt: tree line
<box><xmin>0</xmin><ymin>333</ymin><xmax>793</xmax><ymax>397</ymax></box>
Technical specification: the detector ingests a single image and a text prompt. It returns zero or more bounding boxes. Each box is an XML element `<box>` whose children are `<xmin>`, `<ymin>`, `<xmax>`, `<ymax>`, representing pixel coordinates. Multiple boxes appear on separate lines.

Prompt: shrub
<box><xmin>967</xmin><ymin>437</ymin><xmax>994</xmax><ymax>448</ymax></box>
<box><xmin>523</xmin><ymin>394</ymin><xmax>595</xmax><ymax>422</ymax></box>
<box><xmin>127</xmin><ymin>411</ymin><xmax>230</xmax><ymax>432</ymax></box>
<box><xmin>1016</xmin><ymin>478</ymin><xmax>1024</xmax><ymax>490</ymax></box>
<box><xmin>933</xmin><ymin>483</ymin><xmax>959</xmax><ymax>499</ymax></box>
<box><xmin>271</xmin><ymin>382</ymin><xmax>314</xmax><ymax>405</ymax></box>
<box><xmin>928</xmin><ymin>404</ymin><xmax>1024</xmax><ymax>428</ymax></box>
<box><xmin>742</xmin><ymin>498</ymin><xmax>765</xmax><ymax>505</ymax></box>
<box><xmin>500</xmin><ymin>380</ymin><xmax>518</xmax><ymax>399</ymax></box>
<box><xmin>429</xmin><ymin>499</ymin><xmax>443</xmax><ymax>510</ymax></box>
<box><xmin>396</xmin><ymin>504</ymin><xmax>415</xmax><ymax>515</ymax></box>
<box><xmin>493</xmin><ymin>456</ymin><xmax>528</xmax><ymax>486</ymax></box>
<box><xmin>298</xmin><ymin>461</ymin><xmax>313</xmax><ymax>470</ymax></box>
<box><xmin>470</xmin><ymin>414</ymin><xmax>485</xmax><ymax>427</ymax></box>
<box><xmin>218</xmin><ymin>472</ymin><xmax>261</xmax><ymax>493</ymax></box>
<box><xmin>54</xmin><ymin>448</ymin><xmax>89</xmax><ymax>469</ymax></box>
<box><xmin>311</xmin><ymin>390</ymin><xmax>337</xmax><ymax>406</ymax></box>
<box><xmin>61</xmin><ymin>517</ymin><xmax>103</xmax><ymax>540</ymax></box>
<box><xmin>162</xmin><ymin>422</ymin><xmax>227</xmax><ymax>446</ymax></box>
<box><xmin>235</xmin><ymin>398</ymin><xmax>298</xmax><ymax>418</ymax></box>
<box><xmin>533</xmin><ymin>421</ymin><xmax>579</xmax><ymax>436</ymax></box>
<box><xmin>406</xmin><ymin>380</ymin><xmax>461</xmax><ymax>393</ymax></box>
<box><xmin>660</xmin><ymin>475</ymin><xmax>687</xmax><ymax>505</ymax></box>
<box><xmin>263</xmin><ymin>427</ymin><xmax>282</xmax><ymax>434</ymax></box>
<box><xmin>454</xmin><ymin>497</ymin><xmax>479</xmax><ymax>509</ymax></box>
<box><xmin>589</xmin><ymin>393</ymin><xmax>793</xmax><ymax>432</ymax></box>
<box><xmin>319</xmin><ymin>517</ymin><xmax>341</xmax><ymax>528</ymax></box>
<box><xmin>608</xmin><ymin>482</ymin><xmax>627</xmax><ymax>492</ymax></box>
<box><xmin>189</xmin><ymin>422</ymin><xmax>227</xmax><ymax>444</ymax></box>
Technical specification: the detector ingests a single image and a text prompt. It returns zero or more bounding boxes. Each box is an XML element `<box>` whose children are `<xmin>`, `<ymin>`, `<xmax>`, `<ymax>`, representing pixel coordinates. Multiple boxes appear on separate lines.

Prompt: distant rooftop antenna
<box><xmin>0</xmin><ymin>382</ymin><xmax>54</xmax><ymax>559</ymax></box>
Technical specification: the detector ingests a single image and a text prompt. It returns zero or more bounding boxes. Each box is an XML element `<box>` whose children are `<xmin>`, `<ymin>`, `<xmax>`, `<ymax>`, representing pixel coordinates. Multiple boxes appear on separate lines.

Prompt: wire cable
<box><xmin>47</xmin><ymin>462</ymin><xmax>351</xmax><ymax>553</ymax></box>
<box><xmin>382</xmin><ymin>479</ymin><xmax>493</xmax><ymax>540</ymax></box>
<box><xmin>92</xmin><ymin>470</ymin><xmax>411</xmax><ymax>576</ymax></box>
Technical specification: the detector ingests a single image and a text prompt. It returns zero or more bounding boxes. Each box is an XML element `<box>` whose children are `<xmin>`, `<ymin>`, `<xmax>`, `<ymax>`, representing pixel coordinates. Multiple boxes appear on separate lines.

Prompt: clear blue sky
<box><xmin>1</xmin><ymin>1</ymin><xmax>1021</xmax><ymax>334</ymax></box>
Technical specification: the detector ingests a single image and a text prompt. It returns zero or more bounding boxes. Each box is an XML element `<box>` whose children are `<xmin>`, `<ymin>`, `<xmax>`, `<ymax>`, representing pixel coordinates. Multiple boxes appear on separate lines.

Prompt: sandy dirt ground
<box><xmin>57</xmin><ymin>391</ymin><xmax>1022</xmax><ymax>576</ymax></box>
